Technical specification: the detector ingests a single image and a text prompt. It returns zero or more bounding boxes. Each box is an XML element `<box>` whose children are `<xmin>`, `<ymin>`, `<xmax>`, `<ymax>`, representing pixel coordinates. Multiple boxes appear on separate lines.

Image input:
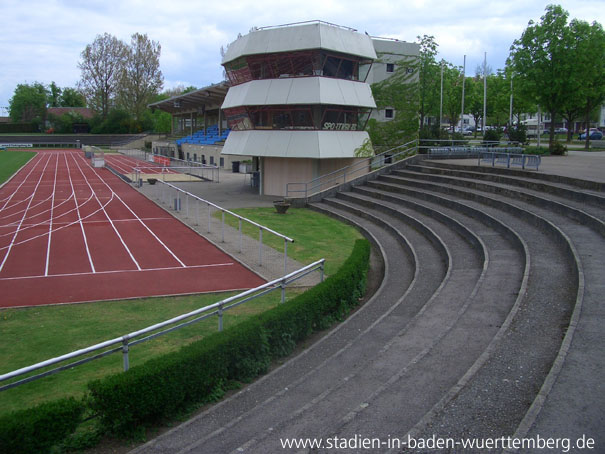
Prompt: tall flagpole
<box><xmin>509</xmin><ymin>75</ymin><xmax>513</xmax><ymax>127</ymax></box>
<box><xmin>460</xmin><ymin>55</ymin><xmax>466</xmax><ymax>132</ymax></box>
<box><xmin>440</xmin><ymin>61</ymin><xmax>444</xmax><ymax>129</ymax></box>
<box><xmin>482</xmin><ymin>52</ymin><xmax>487</xmax><ymax>132</ymax></box>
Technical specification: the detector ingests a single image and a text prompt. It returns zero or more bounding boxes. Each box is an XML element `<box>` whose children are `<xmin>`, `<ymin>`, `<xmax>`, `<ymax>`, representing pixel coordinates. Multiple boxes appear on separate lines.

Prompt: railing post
<box><xmin>221</xmin><ymin>211</ymin><xmax>225</xmax><ymax>242</ymax></box>
<box><xmin>239</xmin><ymin>219</ymin><xmax>243</xmax><ymax>253</ymax></box>
<box><xmin>207</xmin><ymin>204</ymin><xmax>211</xmax><ymax>233</ymax></box>
<box><xmin>218</xmin><ymin>304</ymin><xmax>223</xmax><ymax>331</ymax></box>
<box><xmin>284</xmin><ymin>238</ymin><xmax>288</xmax><ymax>275</ymax></box>
<box><xmin>122</xmin><ymin>336</ymin><xmax>130</xmax><ymax>371</ymax></box>
<box><xmin>259</xmin><ymin>227</ymin><xmax>263</xmax><ymax>266</ymax></box>
<box><xmin>320</xmin><ymin>261</ymin><xmax>325</xmax><ymax>282</ymax></box>
<box><xmin>280</xmin><ymin>278</ymin><xmax>286</xmax><ymax>304</ymax></box>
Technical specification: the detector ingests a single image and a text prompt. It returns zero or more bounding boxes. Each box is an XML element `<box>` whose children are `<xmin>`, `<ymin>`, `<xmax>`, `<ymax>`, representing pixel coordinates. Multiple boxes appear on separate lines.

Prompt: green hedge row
<box><xmin>0</xmin><ymin>239</ymin><xmax>370</xmax><ymax>451</ymax></box>
<box><xmin>88</xmin><ymin>239</ymin><xmax>370</xmax><ymax>435</ymax></box>
<box><xmin>0</xmin><ymin>397</ymin><xmax>84</xmax><ymax>454</ymax></box>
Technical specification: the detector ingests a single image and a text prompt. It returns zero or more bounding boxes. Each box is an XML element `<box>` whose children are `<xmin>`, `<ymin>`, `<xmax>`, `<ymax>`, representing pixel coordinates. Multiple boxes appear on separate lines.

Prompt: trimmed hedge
<box><xmin>0</xmin><ymin>397</ymin><xmax>84</xmax><ymax>454</ymax></box>
<box><xmin>88</xmin><ymin>239</ymin><xmax>370</xmax><ymax>435</ymax></box>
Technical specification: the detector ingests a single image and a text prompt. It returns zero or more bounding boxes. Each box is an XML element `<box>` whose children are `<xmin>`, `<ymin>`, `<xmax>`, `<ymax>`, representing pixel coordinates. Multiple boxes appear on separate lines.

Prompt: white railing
<box><xmin>151</xmin><ymin>180</ymin><xmax>295</xmax><ymax>274</ymax></box>
<box><xmin>286</xmin><ymin>140</ymin><xmax>418</xmax><ymax>199</ymax></box>
<box><xmin>0</xmin><ymin>260</ymin><xmax>324</xmax><ymax>392</ymax></box>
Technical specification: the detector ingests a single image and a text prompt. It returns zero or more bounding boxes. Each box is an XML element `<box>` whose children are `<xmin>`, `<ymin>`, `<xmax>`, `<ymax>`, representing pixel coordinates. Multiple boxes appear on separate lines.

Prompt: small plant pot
<box><xmin>147</xmin><ymin>178</ymin><xmax>157</xmax><ymax>185</ymax></box>
<box><xmin>273</xmin><ymin>201</ymin><xmax>291</xmax><ymax>214</ymax></box>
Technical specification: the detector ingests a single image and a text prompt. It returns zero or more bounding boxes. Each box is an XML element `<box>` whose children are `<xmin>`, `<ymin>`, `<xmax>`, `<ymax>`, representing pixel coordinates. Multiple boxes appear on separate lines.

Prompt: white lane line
<box><xmin>0</xmin><ymin>152</ymin><xmax>46</xmax><ymax>209</ymax></box>
<box><xmin>0</xmin><ymin>154</ymin><xmax>53</xmax><ymax>273</ymax></box>
<box><xmin>44</xmin><ymin>154</ymin><xmax>59</xmax><ymax>276</ymax></box>
<box><xmin>0</xmin><ymin>262</ymin><xmax>235</xmax><ymax>281</ymax></box>
<box><xmin>64</xmin><ymin>152</ymin><xmax>96</xmax><ymax>273</ymax></box>
<box><xmin>69</xmin><ymin>153</ymin><xmax>142</xmax><ymax>271</ymax></box>
<box><xmin>76</xmin><ymin>153</ymin><xmax>187</xmax><ymax>268</ymax></box>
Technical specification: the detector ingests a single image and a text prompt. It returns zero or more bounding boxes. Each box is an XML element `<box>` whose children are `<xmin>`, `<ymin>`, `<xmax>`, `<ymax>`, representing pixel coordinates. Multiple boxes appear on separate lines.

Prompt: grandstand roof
<box><xmin>148</xmin><ymin>82</ymin><xmax>229</xmax><ymax>115</ymax></box>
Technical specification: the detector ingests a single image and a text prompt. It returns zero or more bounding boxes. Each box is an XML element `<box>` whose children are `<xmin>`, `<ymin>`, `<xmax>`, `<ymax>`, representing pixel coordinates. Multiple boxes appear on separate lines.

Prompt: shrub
<box><xmin>550</xmin><ymin>141</ymin><xmax>567</xmax><ymax>156</ymax></box>
<box><xmin>0</xmin><ymin>397</ymin><xmax>84</xmax><ymax>454</ymax></box>
<box><xmin>482</xmin><ymin>129</ymin><xmax>502</xmax><ymax>146</ymax></box>
<box><xmin>507</xmin><ymin>124</ymin><xmax>527</xmax><ymax>144</ymax></box>
<box><xmin>88</xmin><ymin>240</ymin><xmax>370</xmax><ymax>436</ymax></box>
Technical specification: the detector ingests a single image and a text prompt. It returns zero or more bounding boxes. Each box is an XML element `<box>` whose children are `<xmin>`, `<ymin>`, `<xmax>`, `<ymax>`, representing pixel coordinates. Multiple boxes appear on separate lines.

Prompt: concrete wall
<box><xmin>262</xmin><ymin>157</ymin><xmax>369</xmax><ymax>197</ymax></box>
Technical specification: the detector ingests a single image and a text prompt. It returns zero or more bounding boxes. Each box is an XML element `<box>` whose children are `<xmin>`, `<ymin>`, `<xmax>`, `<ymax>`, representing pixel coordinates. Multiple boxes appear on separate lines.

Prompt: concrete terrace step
<box><xmin>132</xmin><ymin>196</ymin><xmax>440</xmax><ymax>454</ymax></box>
<box><xmin>391</xmin><ymin>163</ymin><xmax>605</xmax><ymax>449</ymax></box>
<box><xmin>407</xmin><ymin>163</ymin><xmax>605</xmax><ymax>208</ymax></box>
<box><xmin>132</xmin><ymin>158</ymin><xmax>602</xmax><ymax>453</ymax></box>
<box><xmin>426</xmin><ymin>160</ymin><xmax>605</xmax><ymax>192</ymax></box>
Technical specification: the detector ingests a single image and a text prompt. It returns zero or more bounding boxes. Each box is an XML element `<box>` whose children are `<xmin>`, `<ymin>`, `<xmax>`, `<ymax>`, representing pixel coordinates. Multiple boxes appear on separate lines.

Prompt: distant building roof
<box><xmin>47</xmin><ymin>107</ymin><xmax>95</xmax><ymax>119</ymax></box>
<box><xmin>0</xmin><ymin>117</ymin><xmax>10</xmax><ymax>124</ymax></box>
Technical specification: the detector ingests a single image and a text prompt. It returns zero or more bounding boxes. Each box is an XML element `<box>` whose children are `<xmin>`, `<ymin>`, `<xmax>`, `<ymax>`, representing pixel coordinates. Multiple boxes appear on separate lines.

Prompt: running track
<box><xmin>0</xmin><ymin>150</ymin><xmax>264</xmax><ymax>307</ymax></box>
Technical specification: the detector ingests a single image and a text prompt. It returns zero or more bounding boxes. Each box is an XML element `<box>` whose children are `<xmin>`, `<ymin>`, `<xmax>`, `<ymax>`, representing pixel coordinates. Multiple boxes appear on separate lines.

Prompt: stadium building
<box><xmin>149</xmin><ymin>21</ymin><xmax>419</xmax><ymax>197</ymax></box>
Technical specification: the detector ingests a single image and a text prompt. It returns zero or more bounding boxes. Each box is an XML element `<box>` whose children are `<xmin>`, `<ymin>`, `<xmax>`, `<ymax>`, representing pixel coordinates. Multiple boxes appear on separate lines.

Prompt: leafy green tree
<box><xmin>60</xmin><ymin>88</ymin><xmax>86</xmax><ymax>107</ymax></box>
<box><xmin>117</xmin><ymin>33</ymin><xmax>163</xmax><ymax>121</ymax></box>
<box><xmin>509</xmin><ymin>5</ymin><xmax>575</xmax><ymax>151</ymax></box>
<box><xmin>569</xmin><ymin>19</ymin><xmax>605</xmax><ymax>149</ymax></box>
<box><xmin>442</xmin><ymin>63</ymin><xmax>463</xmax><ymax>132</ymax></box>
<box><xmin>417</xmin><ymin>35</ymin><xmax>440</xmax><ymax>127</ymax></box>
<box><xmin>48</xmin><ymin>82</ymin><xmax>62</xmax><ymax>108</ymax></box>
<box><xmin>367</xmin><ymin>56</ymin><xmax>419</xmax><ymax>147</ymax></box>
<box><xmin>78</xmin><ymin>33</ymin><xmax>127</xmax><ymax>119</ymax></box>
<box><xmin>8</xmin><ymin>82</ymin><xmax>48</xmax><ymax>124</ymax></box>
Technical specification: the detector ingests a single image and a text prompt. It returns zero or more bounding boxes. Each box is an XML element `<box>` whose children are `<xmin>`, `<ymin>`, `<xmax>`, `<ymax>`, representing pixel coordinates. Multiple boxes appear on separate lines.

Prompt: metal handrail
<box><xmin>160</xmin><ymin>180</ymin><xmax>294</xmax><ymax>243</ymax></box>
<box><xmin>0</xmin><ymin>260</ymin><xmax>325</xmax><ymax>392</ymax></box>
<box><xmin>286</xmin><ymin>139</ymin><xmax>418</xmax><ymax>198</ymax></box>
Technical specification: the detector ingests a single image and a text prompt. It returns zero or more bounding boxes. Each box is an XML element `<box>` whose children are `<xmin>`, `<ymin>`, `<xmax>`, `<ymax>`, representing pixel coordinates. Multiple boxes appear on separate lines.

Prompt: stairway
<box><xmin>132</xmin><ymin>159</ymin><xmax>604</xmax><ymax>453</ymax></box>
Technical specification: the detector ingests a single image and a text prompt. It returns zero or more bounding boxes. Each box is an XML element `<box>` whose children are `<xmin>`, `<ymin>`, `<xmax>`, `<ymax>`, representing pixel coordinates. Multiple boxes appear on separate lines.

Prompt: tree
<box><xmin>441</xmin><ymin>63</ymin><xmax>463</xmax><ymax>132</ymax></box>
<box><xmin>417</xmin><ymin>35</ymin><xmax>440</xmax><ymax>127</ymax></box>
<box><xmin>509</xmin><ymin>5</ymin><xmax>574</xmax><ymax>151</ymax></box>
<box><xmin>60</xmin><ymin>87</ymin><xmax>86</xmax><ymax>107</ymax></box>
<box><xmin>78</xmin><ymin>33</ymin><xmax>127</xmax><ymax>119</ymax></box>
<box><xmin>570</xmin><ymin>19</ymin><xmax>605</xmax><ymax>149</ymax></box>
<box><xmin>117</xmin><ymin>33</ymin><xmax>163</xmax><ymax>121</ymax></box>
<box><xmin>8</xmin><ymin>82</ymin><xmax>48</xmax><ymax>124</ymax></box>
<box><xmin>367</xmin><ymin>54</ymin><xmax>419</xmax><ymax>148</ymax></box>
<box><xmin>48</xmin><ymin>82</ymin><xmax>62</xmax><ymax>108</ymax></box>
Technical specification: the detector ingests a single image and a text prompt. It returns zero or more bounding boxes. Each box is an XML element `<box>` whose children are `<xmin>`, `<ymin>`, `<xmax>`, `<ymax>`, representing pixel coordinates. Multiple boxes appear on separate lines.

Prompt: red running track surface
<box><xmin>0</xmin><ymin>150</ymin><xmax>265</xmax><ymax>307</ymax></box>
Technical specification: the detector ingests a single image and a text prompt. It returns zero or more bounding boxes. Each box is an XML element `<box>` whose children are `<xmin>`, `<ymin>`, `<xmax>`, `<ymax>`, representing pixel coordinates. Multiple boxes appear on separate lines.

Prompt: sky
<box><xmin>1</xmin><ymin>0</ymin><xmax>603</xmax><ymax>116</ymax></box>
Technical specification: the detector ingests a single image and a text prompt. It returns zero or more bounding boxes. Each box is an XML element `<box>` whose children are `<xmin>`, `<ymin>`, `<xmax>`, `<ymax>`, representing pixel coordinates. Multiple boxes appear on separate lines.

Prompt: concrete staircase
<box><xmin>132</xmin><ymin>159</ymin><xmax>604</xmax><ymax>453</ymax></box>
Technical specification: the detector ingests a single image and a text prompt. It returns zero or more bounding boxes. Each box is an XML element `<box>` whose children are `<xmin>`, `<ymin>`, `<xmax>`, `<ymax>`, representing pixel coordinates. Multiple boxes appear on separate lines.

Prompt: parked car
<box><xmin>555</xmin><ymin>127</ymin><xmax>568</xmax><ymax>134</ymax></box>
<box><xmin>578</xmin><ymin>129</ymin><xmax>603</xmax><ymax>140</ymax></box>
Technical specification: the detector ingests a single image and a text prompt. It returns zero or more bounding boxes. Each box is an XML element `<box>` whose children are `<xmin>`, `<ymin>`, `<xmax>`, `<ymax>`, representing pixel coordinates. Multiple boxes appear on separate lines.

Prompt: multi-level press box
<box><xmin>220</xmin><ymin>21</ymin><xmax>407</xmax><ymax>196</ymax></box>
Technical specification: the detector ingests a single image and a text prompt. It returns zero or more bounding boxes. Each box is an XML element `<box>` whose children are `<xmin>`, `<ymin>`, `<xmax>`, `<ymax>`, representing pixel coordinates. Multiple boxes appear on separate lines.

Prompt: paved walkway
<box><xmin>434</xmin><ymin>150</ymin><xmax>605</xmax><ymax>183</ymax></box>
<box><xmin>136</xmin><ymin>170</ymin><xmax>319</xmax><ymax>286</ymax></box>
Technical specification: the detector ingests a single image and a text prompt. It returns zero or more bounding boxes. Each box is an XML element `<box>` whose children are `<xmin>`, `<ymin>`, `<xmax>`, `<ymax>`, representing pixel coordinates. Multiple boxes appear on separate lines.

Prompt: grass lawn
<box><xmin>0</xmin><ymin>150</ymin><xmax>36</xmax><ymax>184</ymax></box>
<box><xmin>0</xmin><ymin>206</ymin><xmax>362</xmax><ymax>416</ymax></box>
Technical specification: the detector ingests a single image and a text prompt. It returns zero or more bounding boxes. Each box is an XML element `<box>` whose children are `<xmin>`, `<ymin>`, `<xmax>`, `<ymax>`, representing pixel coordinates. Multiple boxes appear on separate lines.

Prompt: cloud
<box><xmin>1</xmin><ymin>0</ymin><xmax>604</xmax><ymax>114</ymax></box>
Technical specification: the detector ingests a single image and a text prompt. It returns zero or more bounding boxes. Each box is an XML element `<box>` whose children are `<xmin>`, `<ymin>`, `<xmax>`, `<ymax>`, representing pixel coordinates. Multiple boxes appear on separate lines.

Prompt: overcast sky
<box><xmin>1</xmin><ymin>0</ymin><xmax>603</xmax><ymax>116</ymax></box>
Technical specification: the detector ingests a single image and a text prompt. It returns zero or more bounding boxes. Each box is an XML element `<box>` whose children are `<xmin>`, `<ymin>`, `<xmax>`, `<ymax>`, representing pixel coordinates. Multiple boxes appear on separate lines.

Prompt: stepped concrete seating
<box><xmin>132</xmin><ymin>157</ymin><xmax>604</xmax><ymax>454</ymax></box>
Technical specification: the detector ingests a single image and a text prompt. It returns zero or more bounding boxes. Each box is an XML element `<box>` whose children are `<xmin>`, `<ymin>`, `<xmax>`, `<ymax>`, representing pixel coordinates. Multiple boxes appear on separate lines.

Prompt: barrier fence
<box><xmin>0</xmin><ymin>260</ymin><xmax>325</xmax><ymax>392</ymax></box>
<box><xmin>150</xmin><ymin>180</ymin><xmax>295</xmax><ymax>275</ymax></box>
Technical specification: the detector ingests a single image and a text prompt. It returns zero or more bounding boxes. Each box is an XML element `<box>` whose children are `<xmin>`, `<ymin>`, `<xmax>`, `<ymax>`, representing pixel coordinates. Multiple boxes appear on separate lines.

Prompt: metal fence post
<box><xmin>320</xmin><ymin>262</ymin><xmax>325</xmax><ymax>282</ymax></box>
<box><xmin>221</xmin><ymin>211</ymin><xmax>225</xmax><ymax>242</ymax></box>
<box><xmin>207</xmin><ymin>204</ymin><xmax>211</xmax><ymax>233</ymax></box>
<box><xmin>284</xmin><ymin>238</ymin><xmax>288</xmax><ymax>275</ymax></box>
<box><xmin>122</xmin><ymin>336</ymin><xmax>130</xmax><ymax>371</ymax></box>
<box><xmin>218</xmin><ymin>305</ymin><xmax>223</xmax><ymax>331</ymax></box>
<box><xmin>259</xmin><ymin>227</ymin><xmax>263</xmax><ymax>266</ymax></box>
<box><xmin>280</xmin><ymin>278</ymin><xmax>286</xmax><ymax>303</ymax></box>
<box><xmin>239</xmin><ymin>218</ymin><xmax>243</xmax><ymax>253</ymax></box>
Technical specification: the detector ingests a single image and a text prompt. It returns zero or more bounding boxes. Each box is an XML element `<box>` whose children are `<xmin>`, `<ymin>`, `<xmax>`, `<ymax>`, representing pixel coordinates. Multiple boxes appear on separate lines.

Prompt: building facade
<box><xmin>220</xmin><ymin>21</ymin><xmax>378</xmax><ymax>197</ymax></box>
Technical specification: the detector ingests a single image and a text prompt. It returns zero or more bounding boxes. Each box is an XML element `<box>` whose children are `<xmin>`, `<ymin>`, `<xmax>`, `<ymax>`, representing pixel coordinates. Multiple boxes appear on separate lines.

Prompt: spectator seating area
<box><xmin>176</xmin><ymin>125</ymin><xmax>230</xmax><ymax>146</ymax></box>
